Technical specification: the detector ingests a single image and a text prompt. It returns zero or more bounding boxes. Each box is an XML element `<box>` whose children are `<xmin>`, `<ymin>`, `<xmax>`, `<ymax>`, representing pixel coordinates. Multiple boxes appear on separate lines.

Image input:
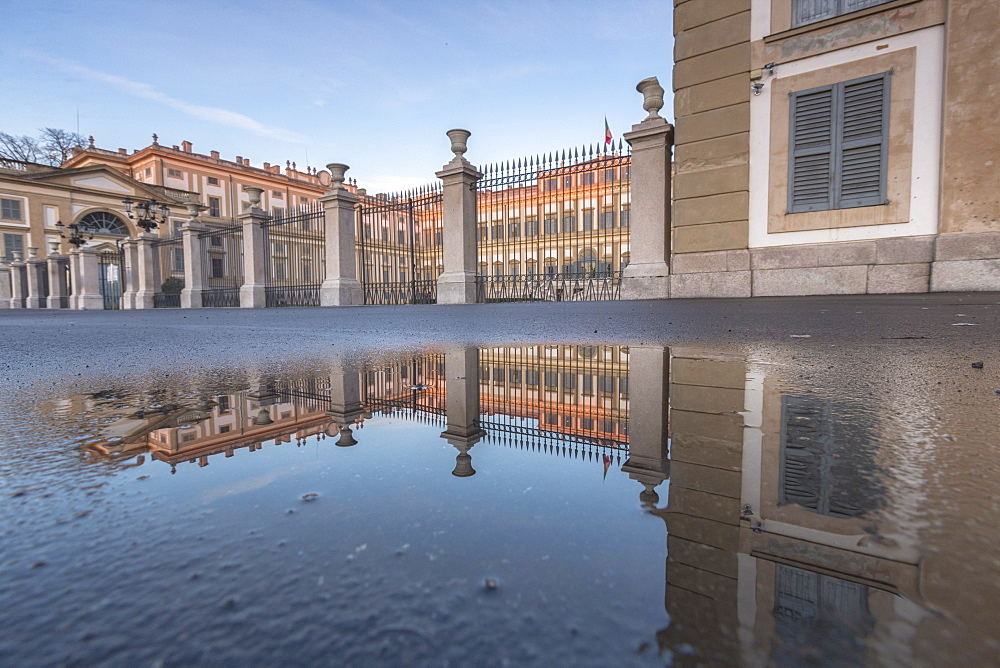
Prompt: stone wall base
<box><xmin>668</xmin><ymin>232</ymin><xmax>1000</xmax><ymax>298</ymax></box>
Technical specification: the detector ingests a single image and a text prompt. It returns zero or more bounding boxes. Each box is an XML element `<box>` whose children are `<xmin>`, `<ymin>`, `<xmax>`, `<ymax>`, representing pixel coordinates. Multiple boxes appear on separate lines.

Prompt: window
<box><xmin>273</xmin><ymin>242</ymin><xmax>287</xmax><ymax>256</ymax></box>
<box><xmin>303</xmin><ymin>264</ymin><xmax>311</xmax><ymax>282</ymax></box>
<box><xmin>604</xmin><ymin>169</ymin><xmax>616</xmax><ymax>182</ymax></box>
<box><xmin>793</xmin><ymin>0</ymin><xmax>892</xmax><ymax>27</ymax></box>
<box><xmin>789</xmin><ymin>72</ymin><xmax>889</xmax><ymax>213</ymax></box>
<box><xmin>491</xmin><ymin>224</ymin><xmax>504</xmax><ymax>240</ymax></box>
<box><xmin>561</xmin><ymin>215</ymin><xmax>576</xmax><ymax>233</ymax></box>
<box><xmin>174</xmin><ymin>247</ymin><xmax>185</xmax><ymax>271</ymax></box>
<box><xmin>275</xmin><ymin>261</ymin><xmax>286</xmax><ymax>281</ymax></box>
<box><xmin>599</xmin><ymin>210</ymin><xmax>615</xmax><ymax>229</ymax></box>
<box><xmin>79</xmin><ymin>211</ymin><xmax>128</xmax><ymax>235</ymax></box>
<box><xmin>167</xmin><ymin>168</ymin><xmax>182</xmax><ymax>178</ymax></box>
<box><xmin>207</xmin><ymin>176</ymin><xmax>219</xmax><ymax>186</ymax></box>
<box><xmin>544</xmin><ymin>179</ymin><xmax>558</xmax><ymax>191</ymax></box>
<box><xmin>220</xmin><ymin>425</ymin><xmax>230</xmax><ymax>433</ymax></box>
<box><xmin>598</xmin><ymin>375</ymin><xmax>615</xmax><ymax>393</ymax></box>
<box><xmin>272</xmin><ymin>207</ymin><xmax>284</xmax><ymax>218</ymax></box>
<box><xmin>218</xmin><ymin>396</ymin><xmax>230</xmax><ymax>411</ymax></box>
<box><xmin>302</xmin><ymin>246</ymin><xmax>311</xmax><ymax>257</ymax></box>
<box><xmin>397</xmin><ymin>230</ymin><xmax>406</xmax><ymax>245</ymax></box>
<box><xmin>211</xmin><ymin>258</ymin><xmax>224</xmax><ymax>278</ymax></box>
<box><xmin>543</xmin><ymin>217</ymin><xmax>558</xmax><ymax>234</ymax></box>
<box><xmin>208</xmin><ymin>197</ymin><xmax>220</xmax><ymax>218</ymax></box>
<box><xmin>620</xmin><ymin>208</ymin><xmax>630</xmax><ymax>228</ymax></box>
<box><xmin>510</xmin><ymin>369</ymin><xmax>521</xmax><ymax>385</ymax></box>
<box><xmin>272</xmin><ymin>190</ymin><xmax>282</xmax><ymax>198</ymax></box>
<box><xmin>526</xmin><ymin>369</ymin><xmax>540</xmax><ymax>387</ymax></box>
<box><xmin>582</xmin><ymin>375</ymin><xmax>593</xmax><ymax>395</ymax></box>
<box><xmin>144</xmin><ymin>167</ymin><xmax>151</xmax><ymax>177</ymax></box>
<box><xmin>563</xmin><ymin>176</ymin><xmax>573</xmax><ymax>188</ymax></box>
<box><xmin>525</xmin><ymin>218</ymin><xmax>539</xmax><ymax>236</ymax></box>
<box><xmin>582</xmin><ymin>210</ymin><xmax>594</xmax><ymax>231</ymax></box>
<box><xmin>210</xmin><ymin>236</ymin><xmax>223</xmax><ymax>247</ymax></box>
<box><xmin>544</xmin><ymin>372</ymin><xmax>558</xmax><ymax>389</ymax></box>
<box><xmin>173</xmin><ymin>221</ymin><xmax>183</xmax><ymax>237</ymax></box>
<box><xmin>3</xmin><ymin>233</ymin><xmax>24</xmax><ymax>261</ymax></box>
<box><xmin>478</xmin><ymin>226</ymin><xmax>488</xmax><ymax>241</ymax></box>
<box><xmin>1</xmin><ymin>198</ymin><xmax>22</xmax><ymax>220</ymax></box>
<box><xmin>508</xmin><ymin>221</ymin><xmax>520</xmax><ymax>238</ymax></box>
<box><xmin>561</xmin><ymin>374</ymin><xmax>576</xmax><ymax>390</ymax></box>
<box><xmin>582</xmin><ymin>172</ymin><xmax>595</xmax><ymax>186</ymax></box>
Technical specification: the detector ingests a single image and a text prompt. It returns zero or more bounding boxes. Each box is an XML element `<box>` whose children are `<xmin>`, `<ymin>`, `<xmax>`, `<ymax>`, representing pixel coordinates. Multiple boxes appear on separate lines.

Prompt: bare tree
<box><xmin>0</xmin><ymin>132</ymin><xmax>43</xmax><ymax>163</ymax></box>
<box><xmin>39</xmin><ymin>127</ymin><xmax>86</xmax><ymax>166</ymax></box>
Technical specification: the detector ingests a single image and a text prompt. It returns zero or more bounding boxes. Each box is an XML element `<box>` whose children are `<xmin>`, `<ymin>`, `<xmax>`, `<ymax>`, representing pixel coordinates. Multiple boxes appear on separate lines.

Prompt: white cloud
<box><xmin>21</xmin><ymin>51</ymin><xmax>308</xmax><ymax>144</ymax></box>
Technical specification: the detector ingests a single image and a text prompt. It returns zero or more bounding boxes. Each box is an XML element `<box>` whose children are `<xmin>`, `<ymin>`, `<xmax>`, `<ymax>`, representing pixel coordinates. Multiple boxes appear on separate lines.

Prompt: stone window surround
<box><xmin>766</xmin><ymin>0</ymin><xmax>922</xmax><ymax>40</ymax></box>
<box><xmin>749</xmin><ymin>25</ymin><xmax>945</xmax><ymax>248</ymax></box>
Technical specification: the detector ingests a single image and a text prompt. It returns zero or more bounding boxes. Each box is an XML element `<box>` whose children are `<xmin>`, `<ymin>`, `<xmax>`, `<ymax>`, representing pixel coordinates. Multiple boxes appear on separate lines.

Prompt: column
<box><xmin>45</xmin><ymin>240</ymin><xmax>68</xmax><ymax>309</ymax></box>
<box><xmin>121</xmin><ymin>238</ymin><xmax>139</xmax><ymax>309</ymax></box>
<box><xmin>621</xmin><ymin>346</ymin><xmax>670</xmax><ymax>506</ymax></box>
<box><xmin>319</xmin><ymin>164</ymin><xmax>363</xmax><ymax>306</ymax></box>
<box><xmin>239</xmin><ymin>186</ymin><xmax>268</xmax><ymax>309</ymax></box>
<box><xmin>325</xmin><ymin>357</ymin><xmax>365</xmax><ymax>447</ymax></box>
<box><xmin>25</xmin><ymin>247</ymin><xmax>46</xmax><ymax>309</ymax></box>
<box><xmin>134</xmin><ymin>234</ymin><xmax>157</xmax><ymax>309</ymax></box>
<box><xmin>440</xmin><ymin>346</ymin><xmax>485</xmax><ymax>476</ymax></box>
<box><xmin>435</xmin><ymin>129</ymin><xmax>482</xmax><ymax>305</ymax></box>
<box><xmin>0</xmin><ymin>261</ymin><xmax>11</xmax><ymax>308</ymax></box>
<box><xmin>9</xmin><ymin>251</ymin><xmax>27</xmax><ymax>308</ymax></box>
<box><xmin>180</xmin><ymin>201</ymin><xmax>206</xmax><ymax>309</ymax></box>
<box><xmin>72</xmin><ymin>247</ymin><xmax>104</xmax><ymax>310</ymax></box>
<box><xmin>621</xmin><ymin>77</ymin><xmax>674</xmax><ymax>301</ymax></box>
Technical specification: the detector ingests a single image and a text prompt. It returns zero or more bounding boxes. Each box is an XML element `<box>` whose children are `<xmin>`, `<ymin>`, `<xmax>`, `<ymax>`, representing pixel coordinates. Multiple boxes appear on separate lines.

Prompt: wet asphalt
<box><xmin>2</xmin><ymin>292</ymin><xmax>998</xmax><ymax>391</ymax></box>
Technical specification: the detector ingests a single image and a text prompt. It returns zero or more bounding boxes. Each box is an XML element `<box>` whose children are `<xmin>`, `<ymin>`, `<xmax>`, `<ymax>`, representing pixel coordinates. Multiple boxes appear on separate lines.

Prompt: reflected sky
<box><xmin>1</xmin><ymin>343</ymin><xmax>998</xmax><ymax>665</ymax></box>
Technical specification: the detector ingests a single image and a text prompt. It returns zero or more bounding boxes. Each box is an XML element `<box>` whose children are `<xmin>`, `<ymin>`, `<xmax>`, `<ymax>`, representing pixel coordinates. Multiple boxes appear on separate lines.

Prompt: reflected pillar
<box><xmin>621</xmin><ymin>346</ymin><xmax>670</xmax><ymax>506</ymax></box>
<box><xmin>440</xmin><ymin>346</ymin><xmax>484</xmax><ymax>476</ymax></box>
<box><xmin>325</xmin><ymin>357</ymin><xmax>365</xmax><ymax>446</ymax></box>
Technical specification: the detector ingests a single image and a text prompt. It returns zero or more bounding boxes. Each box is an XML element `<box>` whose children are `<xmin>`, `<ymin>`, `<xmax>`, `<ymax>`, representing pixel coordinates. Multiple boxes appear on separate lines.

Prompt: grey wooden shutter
<box><xmin>789</xmin><ymin>85</ymin><xmax>835</xmax><ymax>213</ymax></box>
<box><xmin>836</xmin><ymin>73</ymin><xmax>889</xmax><ymax>208</ymax></box>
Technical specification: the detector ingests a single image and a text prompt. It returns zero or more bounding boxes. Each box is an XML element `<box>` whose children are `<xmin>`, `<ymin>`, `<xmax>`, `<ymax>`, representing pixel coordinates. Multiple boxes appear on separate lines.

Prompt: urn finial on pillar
<box><xmin>636</xmin><ymin>77</ymin><xmax>665</xmax><ymax>121</ymax></box>
<box><xmin>242</xmin><ymin>186</ymin><xmax>264</xmax><ymax>210</ymax></box>
<box><xmin>326</xmin><ymin>163</ymin><xmax>349</xmax><ymax>190</ymax></box>
<box><xmin>446</xmin><ymin>129</ymin><xmax>471</xmax><ymax>160</ymax></box>
<box><xmin>184</xmin><ymin>200</ymin><xmax>204</xmax><ymax>219</ymax></box>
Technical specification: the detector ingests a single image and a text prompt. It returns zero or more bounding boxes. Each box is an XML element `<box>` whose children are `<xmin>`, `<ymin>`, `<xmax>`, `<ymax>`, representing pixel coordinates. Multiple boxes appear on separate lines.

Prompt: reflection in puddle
<box><xmin>3</xmin><ymin>344</ymin><xmax>997</xmax><ymax>664</ymax></box>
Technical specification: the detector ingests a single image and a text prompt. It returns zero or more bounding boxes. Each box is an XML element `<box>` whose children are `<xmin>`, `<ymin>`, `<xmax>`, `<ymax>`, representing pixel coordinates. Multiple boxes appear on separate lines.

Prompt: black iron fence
<box><xmin>199</xmin><ymin>223</ymin><xmax>243</xmax><ymax>308</ymax></box>
<box><xmin>362</xmin><ymin>354</ymin><xmax>447</xmax><ymax>421</ymax></box>
<box><xmin>356</xmin><ymin>185</ymin><xmax>443</xmax><ymax>305</ymax></box>
<box><xmin>153</xmin><ymin>236</ymin><xmax>184</xmax><ymax>308</ymax></box>
<box><xmin>476</xmin><ymin>141</ymin><xmax>631</xmax><ymax>303</ymax></box>
<box><xmin>98</xmin><ymin>246</ymin><xmax>125</xmax><ymax>310</ymax></box>
<box><xmin>263</xmin><ymin>206</ymin><xmax>326</xmax><ymax>307</ymax></box>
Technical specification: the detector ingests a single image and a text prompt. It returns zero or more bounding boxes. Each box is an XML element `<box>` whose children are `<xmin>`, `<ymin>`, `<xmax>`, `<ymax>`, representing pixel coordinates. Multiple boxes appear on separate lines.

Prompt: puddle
<box><xmin>1</xmin><ymin>343</ymin><xmax>998</xmax><ymax>664</ymax></box>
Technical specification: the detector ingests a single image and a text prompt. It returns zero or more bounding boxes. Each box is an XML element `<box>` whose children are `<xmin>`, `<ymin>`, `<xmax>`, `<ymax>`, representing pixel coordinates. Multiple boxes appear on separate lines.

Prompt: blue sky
<box><xmin>1</xmin><ymin>1</ymin><xmax>673</xmax><ymax>192</ymax></box>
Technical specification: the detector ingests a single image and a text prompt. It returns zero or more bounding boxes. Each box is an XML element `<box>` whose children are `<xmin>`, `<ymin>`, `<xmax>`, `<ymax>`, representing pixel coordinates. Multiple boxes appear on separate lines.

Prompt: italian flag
<box><xmin>604</xmin><ymin>117</ymin><xmax>612</xmax><ymax>144</ymax></box>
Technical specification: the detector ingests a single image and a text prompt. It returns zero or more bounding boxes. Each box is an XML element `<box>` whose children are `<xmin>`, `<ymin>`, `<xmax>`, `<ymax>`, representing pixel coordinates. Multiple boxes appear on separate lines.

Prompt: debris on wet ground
<box><xmin>971</xmin><ymin>362</ymin><xmax>984</xmax><ymax>369</ymax></box>
<box><xmin>789</xmin><ymin>334</ymin><xmax>811</xmax><ymax>338</ymax></box>
<box><xmin>952</xmin><ymin>323</ymin><xmax>977</xmax><ymax>326</ymax></box>
<box><xmin>300</xmin><ymin>493</ymin><xmax>319</xmax><ymax>502</ymax></box>
<box><xmin>484</xmin><ymin>578</ymin><xmax>498</xmax><ymax>591</ymax></box>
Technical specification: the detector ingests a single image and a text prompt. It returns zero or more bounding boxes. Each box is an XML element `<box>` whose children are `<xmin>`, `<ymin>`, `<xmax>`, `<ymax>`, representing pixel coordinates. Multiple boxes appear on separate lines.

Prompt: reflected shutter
<box><xmin>789</xmin><ymin>86</ymin><xmax>835</xmax><ymax>213</ymax></box>
<box><xmin>836</xmin><ymin>73</ymin><xmax>889</xmax><ymax>208</ymax></box>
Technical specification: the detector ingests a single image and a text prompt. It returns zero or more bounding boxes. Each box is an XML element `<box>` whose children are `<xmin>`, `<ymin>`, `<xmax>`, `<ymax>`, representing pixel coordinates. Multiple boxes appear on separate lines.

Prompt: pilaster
<box><xmin>239</xmin><ymin>186</ymin><xmax>268</xmax><ymax>309</ymax></box>
<box><xmin>25</xmin><ymin>248</ymin><xmax>46</xmax><ymax>309</ymax></box>
<box><xmin>435</xmin><ymin>129</ymin><xmax>482</xmax><ymax>305</ymax></box>
<box><xmin>621</xmin><ymin>77</ymin><xmax>674</xmax><ymax>301</ymax></box>
<box><xmin>180</xmin><ymin>202</ymin><xmax>206</xmax><ymax>309</ymax></box>
<box><xmin>319</xmin><ymin>164</ymin><xmax>363</xmax><ymax>306</ymax></box>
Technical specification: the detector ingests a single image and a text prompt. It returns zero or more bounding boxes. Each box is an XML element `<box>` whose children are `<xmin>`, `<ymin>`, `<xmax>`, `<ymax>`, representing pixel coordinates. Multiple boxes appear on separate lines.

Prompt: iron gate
<box><xmin>475</xmin><ymin>142</ymin><xmax>631</xmax><ymax>302</ymax></box>
<box><xmin>153</xmin><ymin>236</ymin><xmax>184</xmax><ymax>308</ymax></box>
<box><xmin>263</xmin><ymin>206</ymin><xmax>325</xmax><ymax>307</ymax></box>
<box><xmin>98</xmin><ymin>246</ymin><xmax>125</xmax><ymax>310</ymax></box>
<box><xmin>356</xmin><ymin>186</ymin><xmax>443</xmax><ymax>305</ymax></box>
<box><xmin>199</xmin><ymin>223</ymin><xmax>243</xmax><ymax>308</ymax></box>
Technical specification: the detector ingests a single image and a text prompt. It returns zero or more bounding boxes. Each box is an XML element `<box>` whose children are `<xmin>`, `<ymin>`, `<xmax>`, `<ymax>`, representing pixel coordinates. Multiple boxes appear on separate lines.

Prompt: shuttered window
<box><xmin>788</xmin><ymin>72</ymin><xmax>890</xmax><ymax>214</ymax></box>
<box><xmin>793</xmin><ymin>0</ymin><xmax>893</xmax><ymax>27</ymax></box>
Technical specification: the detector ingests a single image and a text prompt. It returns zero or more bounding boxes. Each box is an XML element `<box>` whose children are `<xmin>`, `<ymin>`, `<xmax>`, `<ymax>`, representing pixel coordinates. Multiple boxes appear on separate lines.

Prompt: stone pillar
<box><xmin>25</xmin><ymin>247</ymin><xmax>47</xmax><ymax>309</ymax></box>
<box><xmin>9</xmin><ymin>251</ymin><xmax>26</xmax><ymax>309</ymax></box>
<box><xmin>46</xmin><ymin>240</ymin><xmax>68</xmax><ymax>309</ymax></box>
<box><xmin>435</xmin><ymin>129</ymin><xmax>482</xmax><ymax>305</ymax></box>
<box><xmin>319</xmin><ymin>164</ymin><xmax>363</xmax><ymax>306</ymax></box>
<box><xmin>621</xmin><ymin>346</ymin><xmax>670</xmax><ymax>506</ymax></box>
<box><xmin>440</xmin><ymin>346</ymin><xmax>485</xmax><ymax>476</ymax></box>
<box><xmin>72</xmin><ymin>247</ymin><xmax>104</xmax><ymax>310</ymax></box>
<box><xmin>325</xmin><ymin>357</ymin><xmax>365</xmax><ymax>446</ymax></box>
<box><xmin>0</xmin><ymin>261</ymin><xmax>11</xmax><ymax>308</ymax></box>
<box><xmin>621</xmin><ymin>77</ymin><xmax>674</xmax><ymax>301</ymax></box>
<box><xmin>239</xmin><ymin>186</ymin><xmax>268</xmax><ymax>309</ymax></box>
<box><xmin>121</xmin><ymin>238</ymin><xmax>139</xmax><ymax>309</ymax></box>
<box><xmin>134</xmin><ymin>234</ymin><xmax>157</xmax><ymax>309</ymax></box>
<box><xmin>180</xmin><ymin>201</ymin><xmax>206</xmax><ymax>309</ymax></box>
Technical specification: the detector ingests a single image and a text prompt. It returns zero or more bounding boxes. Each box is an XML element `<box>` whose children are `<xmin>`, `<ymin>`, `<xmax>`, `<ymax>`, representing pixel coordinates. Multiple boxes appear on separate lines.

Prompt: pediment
<box><xmin>71</xmin><ymin>175</ymin><xmax>131</xmax><ymax>193</ymax></box>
